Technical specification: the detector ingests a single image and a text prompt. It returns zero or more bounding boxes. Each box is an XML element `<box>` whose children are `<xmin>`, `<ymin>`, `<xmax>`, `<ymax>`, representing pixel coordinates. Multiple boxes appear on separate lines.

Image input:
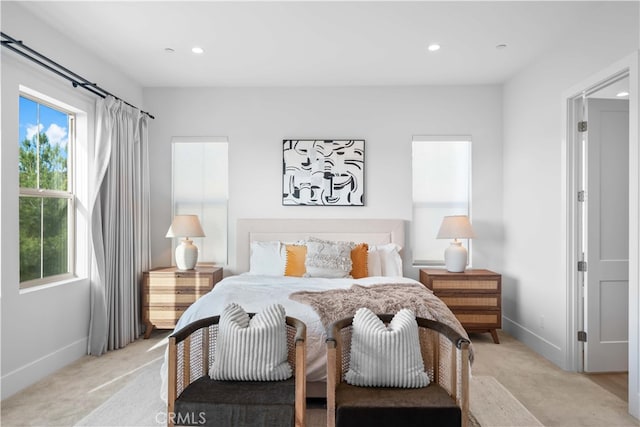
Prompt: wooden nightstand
<box><xmin>142</xmin><ymin>265</ymin><xmax>223</xmax><ymax>338</ymax></box>
<box><xmin>420</xmin><ymin>268</ymin><xmax>502</xmax><ymax>343</ymax></box>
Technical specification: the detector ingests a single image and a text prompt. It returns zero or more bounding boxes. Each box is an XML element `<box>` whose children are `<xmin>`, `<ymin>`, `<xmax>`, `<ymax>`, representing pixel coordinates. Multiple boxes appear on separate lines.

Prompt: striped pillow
<box><xmin>345</xmin><ymin>308</ymin><xmax>430</xmax><ymax>388</ymax></box>
<box><xmin>209</xmin><ymin>303</ymin><xmax>292</xmax><ymax>381</ymax></box>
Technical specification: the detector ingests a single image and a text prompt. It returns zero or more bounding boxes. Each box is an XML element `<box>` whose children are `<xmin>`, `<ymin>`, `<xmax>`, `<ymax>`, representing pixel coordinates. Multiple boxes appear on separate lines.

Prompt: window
<box><xmin>19</xmin><ymin>94</ymin><xmax>75</xmax><ymax>286</ymax></box>
<box><xmin>171</xmin><ymin>138</ymin><xmax>229</xmax><ymax>265</ymax></box>
<box><xmin>412</xmin><ymin>137</ymin><xmax>471</xmax><ymax>265</ymax></box>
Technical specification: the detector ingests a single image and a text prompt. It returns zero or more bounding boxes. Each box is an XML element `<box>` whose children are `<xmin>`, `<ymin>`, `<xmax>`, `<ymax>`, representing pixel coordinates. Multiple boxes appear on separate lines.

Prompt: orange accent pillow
<box><xmin>350</xmin><ymin>243</ymin><xmax>369</xmax><ymax>279</ymax></box>
<box><xmin>285</xmin><ymin>245</ymin><xmax>307</xmax><ymax>277</ymax></box>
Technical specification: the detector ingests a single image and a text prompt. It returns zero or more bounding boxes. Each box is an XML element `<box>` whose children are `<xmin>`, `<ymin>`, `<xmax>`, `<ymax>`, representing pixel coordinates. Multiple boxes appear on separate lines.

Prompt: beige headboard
<box><xmin>235</xmin><ymin>218</ymin><xmax>405</xmax><ymax>274</ymax></box>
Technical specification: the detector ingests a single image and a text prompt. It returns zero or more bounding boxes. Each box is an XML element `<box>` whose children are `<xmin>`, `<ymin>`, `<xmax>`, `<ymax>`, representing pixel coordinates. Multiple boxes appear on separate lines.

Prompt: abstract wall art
<box><xmin>282</xmin><ymin>139</ymin><xmax>365</xmax><ymax>206</ymax></box>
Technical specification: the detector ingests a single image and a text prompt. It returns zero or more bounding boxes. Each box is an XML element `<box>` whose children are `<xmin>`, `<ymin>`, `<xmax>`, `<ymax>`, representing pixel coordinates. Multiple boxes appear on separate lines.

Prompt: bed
<box><xmin>161</xmin><ymin>218</ymin><xmax>471</xmax><ymax>400</ymax></box>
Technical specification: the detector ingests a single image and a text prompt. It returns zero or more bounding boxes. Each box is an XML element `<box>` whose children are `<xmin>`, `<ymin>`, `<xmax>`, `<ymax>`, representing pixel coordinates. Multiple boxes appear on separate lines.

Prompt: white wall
<box><xmin>1</xmin><ymin>2</ymin><xmax>143</xmax><ymax>398</ymax></box>
<box><xmin>502</xmin><ymin>1</ymin><xmax>639</xmax><ymax>370</ymax></box>
<box><xmin>143</xmin><ymin>85</ymin><xmax>504</xmax><ymax>278</ymax></box>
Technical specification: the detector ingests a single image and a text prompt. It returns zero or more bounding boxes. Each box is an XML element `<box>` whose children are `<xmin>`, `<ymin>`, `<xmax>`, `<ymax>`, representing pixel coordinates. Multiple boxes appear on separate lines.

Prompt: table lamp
<box><xmin>166</xmin><ymin>214</ymin><xmax>206</xmax><ymax>270</ymax></box>
<box><xmin>436</xmin><ymin>215</ymin><xmax>475</xmax><ymax>272</ymax></box>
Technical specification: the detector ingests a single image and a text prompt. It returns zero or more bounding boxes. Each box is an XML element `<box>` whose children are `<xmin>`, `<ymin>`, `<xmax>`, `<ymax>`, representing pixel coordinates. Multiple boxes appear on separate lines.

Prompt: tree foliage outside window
<box><xmin>19</xmin><ymin>95</ymin><xmax>74</xmax><ymax>285</ymax></box>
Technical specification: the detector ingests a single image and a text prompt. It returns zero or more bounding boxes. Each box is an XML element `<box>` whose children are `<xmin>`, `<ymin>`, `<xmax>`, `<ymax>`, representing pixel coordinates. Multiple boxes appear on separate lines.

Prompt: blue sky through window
<box><xmin>19</xmin><ymin>96</ymin><xmax>69</xmax><ymax>154</ymax></box>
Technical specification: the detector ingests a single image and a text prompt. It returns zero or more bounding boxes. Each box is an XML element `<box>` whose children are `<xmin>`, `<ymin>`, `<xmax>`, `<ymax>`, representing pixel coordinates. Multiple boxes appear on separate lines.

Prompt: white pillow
<box><xmin>248</xmin><ymin>241</ymin><xmax>286</xmax><ymax>276</ymax></box>
<box><xmin>210</xmin><ymin>303</ymin><xmax>292</xmax><ymax>381</ymax></box>
<box><xmin>304</xmin><ymin>237</ymin><xmax>354</xmax><ymax>278</ymax></box>
<box><xmin>367</xmin><ymin>246</ymin><xmax>383</xmax><ymax>276</ymax></box>
<box><xmin>370</xmin><ymin>243</ymin><xmax>403</xmax><ymax>276</ymax></box>
<box><xmin>345</xmin><ymin>308</ymin><xmax>429</xmax><ymax>388</ymax></box>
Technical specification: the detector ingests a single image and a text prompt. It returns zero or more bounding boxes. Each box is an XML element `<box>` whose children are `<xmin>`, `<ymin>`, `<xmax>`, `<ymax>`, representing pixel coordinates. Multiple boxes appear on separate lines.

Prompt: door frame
<box><xmin>562</xmin><ymin>51</ymin><xmax>639</xmax><ymax>418</ymax></box>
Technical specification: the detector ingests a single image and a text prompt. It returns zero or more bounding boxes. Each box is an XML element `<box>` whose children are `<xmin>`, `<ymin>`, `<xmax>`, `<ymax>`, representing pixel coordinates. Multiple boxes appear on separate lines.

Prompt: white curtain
<box><xmin>88</xmin><ymin>96</ymin><xmax>151</xmax><ymax>355</ymax></box>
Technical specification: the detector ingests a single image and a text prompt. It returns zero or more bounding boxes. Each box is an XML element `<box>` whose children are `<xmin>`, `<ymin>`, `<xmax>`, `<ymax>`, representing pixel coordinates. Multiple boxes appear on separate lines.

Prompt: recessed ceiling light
<box><xmin>427</xmin><ymin>43</ymin><xmax>441</xmax><ymax>52</ymax></box>
<box><xmin>617</xmin><ymin>91</ymin><xmax>630</xmax><ymax>97</ymax></box>
<box><xmin>496</xmin><ymin>43</ymin><xmax>508</xmax><ymax>50</ymax></box>
<box><xmin>191</xmin><ymin>46</ymin><xmax>204</xmax><ymax>54</ymax></box>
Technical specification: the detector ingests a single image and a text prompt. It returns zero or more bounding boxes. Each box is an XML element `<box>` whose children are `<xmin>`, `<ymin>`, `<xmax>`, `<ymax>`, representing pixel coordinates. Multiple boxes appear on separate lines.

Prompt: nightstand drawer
<box><xmin>143</xmin><ymin>286</ymin><xmax>212</xmax><ymax>302</ymax></box>
<box><xmin>146</xmin><ymin>308</ymin><xmax>188</xmax><ymax>321</ymax></box>
<box><xmin>145</xmin><ymin>276</ymin><xmax>212</xmax><ymax>287</ymax></box>
<box><xmin>144</xmin><ymin>292</ymin><xmax>199</xmax><ymax>305</ymax></box>
<box><xmin>454</xmin><ymin>311</ymin><xmax>501</xmax><ymax>328</ymax></box>
<box><xmin>432</xmin><ymin>279</ymin><xmax>499</xmax><ymax>292</ymax></box>
<box><xmin>439</xmin><ymin>295</ymin><xmax>499</xmax><ymax>309</ymax></box>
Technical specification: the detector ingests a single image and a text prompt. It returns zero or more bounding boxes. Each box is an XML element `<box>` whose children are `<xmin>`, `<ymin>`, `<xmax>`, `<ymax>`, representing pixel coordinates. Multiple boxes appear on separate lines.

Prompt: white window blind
<box><xmin>412</xmin><ymin>137</ymin><xmax>472</xmax><ymax>265</ymax></box>
<box><xmin>171</xmin><ymin>137</ymin><xmax>229</xmax><ymax>265</ymax></box>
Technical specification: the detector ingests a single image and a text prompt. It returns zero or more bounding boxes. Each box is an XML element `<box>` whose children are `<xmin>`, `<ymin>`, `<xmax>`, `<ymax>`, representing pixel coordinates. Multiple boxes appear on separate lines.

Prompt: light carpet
<box><xmin>75</xmin><ymin>360</ymin><xmax>538</xmax><ymax>427</ymax></box>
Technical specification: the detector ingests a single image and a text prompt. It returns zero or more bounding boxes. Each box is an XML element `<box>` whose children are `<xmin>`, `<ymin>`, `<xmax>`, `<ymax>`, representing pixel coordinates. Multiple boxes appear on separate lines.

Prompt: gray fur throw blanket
<box><xmin>289</xmin><ymin>283</ymin><xmax>473</xmax><ymax>362</ymax></box>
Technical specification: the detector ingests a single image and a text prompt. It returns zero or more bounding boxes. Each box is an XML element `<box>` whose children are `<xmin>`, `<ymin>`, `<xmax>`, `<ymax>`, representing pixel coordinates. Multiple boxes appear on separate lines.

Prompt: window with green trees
<box><xmin>19</xmin><ymin>95</ymin><xmax>75</xmax><ymax>286</ymax></box>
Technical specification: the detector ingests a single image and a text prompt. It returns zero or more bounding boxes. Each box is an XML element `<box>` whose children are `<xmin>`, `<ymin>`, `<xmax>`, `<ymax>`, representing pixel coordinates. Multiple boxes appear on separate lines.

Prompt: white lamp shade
<box><xmin>166</xmin><ymin>215</ymin><xmax>205</xmax><ymax>270</ymax></box>
<box><xmin>166</xmin><ymin>215</ymin><xmax>205</xmax><ymax>238</ymax></box>
<box><xmin>436</xmin><ymin>215</ymin><xmax>475</xmax><ymax>239</ymax></box>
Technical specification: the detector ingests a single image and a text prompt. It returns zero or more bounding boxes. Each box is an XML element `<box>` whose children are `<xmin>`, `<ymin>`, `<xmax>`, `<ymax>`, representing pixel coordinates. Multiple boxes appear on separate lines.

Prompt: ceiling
<box><xmin>12</xmin><ymin>1</ymin><xmax>636</xmax><ymax>88</ymax></box>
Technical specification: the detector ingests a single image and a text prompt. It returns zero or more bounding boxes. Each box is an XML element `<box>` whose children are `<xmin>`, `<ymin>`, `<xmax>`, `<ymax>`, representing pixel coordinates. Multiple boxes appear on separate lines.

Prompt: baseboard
<box><xmin>502</xmin><ymin>315</ymin><xmax>566</xmax><ymax>369</ymax></box>
<box><xmin>1</xmin><ymin>336</ymin><xmax>87</xmax><ymax>399</ymax></box>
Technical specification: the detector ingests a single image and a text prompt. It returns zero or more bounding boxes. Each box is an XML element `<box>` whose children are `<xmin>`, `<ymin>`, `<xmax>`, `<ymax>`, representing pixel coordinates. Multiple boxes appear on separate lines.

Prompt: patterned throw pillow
<box><xmin>210</xmin><ymin>303</ymin><xmax>292</xmax><ymax>381</ymax></box>
<box><xmin>304</xmin><ymin>237</ymin><xmax>354</xmax><ymax>278</ymax></box>
<box><xmin>345</xmin><ymin>308</ymin><xmax>430</xmax><ymax>388</ymax></box>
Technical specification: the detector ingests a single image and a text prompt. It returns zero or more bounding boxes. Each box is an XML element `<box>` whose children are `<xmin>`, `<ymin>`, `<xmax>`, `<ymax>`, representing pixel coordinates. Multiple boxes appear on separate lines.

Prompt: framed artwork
<box><xmin>283</xmin><ymin>139</ymin><xmax>365</xmax><ymax>206</ymax></box>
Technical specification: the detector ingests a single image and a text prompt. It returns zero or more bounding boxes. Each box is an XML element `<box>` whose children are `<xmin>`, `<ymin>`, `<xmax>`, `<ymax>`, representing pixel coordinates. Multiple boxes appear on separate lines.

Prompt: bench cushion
<box><xmin>174</xmin><ymin>376</ymin><xmax>296</xmax><ymax>426</ymax></box>
<box><xmin>335</xmin><ymin>382</ymin><xmax>461</xmax><ymax>427</ymax></box>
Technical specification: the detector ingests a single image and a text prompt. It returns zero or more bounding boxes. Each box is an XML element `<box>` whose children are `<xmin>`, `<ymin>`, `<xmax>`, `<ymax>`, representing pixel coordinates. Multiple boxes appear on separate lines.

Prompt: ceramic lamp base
<box><xmin>444</xmin><ymin>241</ymin><xmax>467</xmax><ymax>272</ymax></box>
<box><xmin>175</xmin><ymin>238</ymin><xmax>198</xmax><ymax>270</ymax></box>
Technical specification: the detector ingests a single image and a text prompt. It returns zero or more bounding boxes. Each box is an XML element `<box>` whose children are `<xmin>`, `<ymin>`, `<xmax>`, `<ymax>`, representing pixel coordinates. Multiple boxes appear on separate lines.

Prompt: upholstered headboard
<box><xmin>235</xmin><ymin>218</ymin><xmax>405</xmax><ymax>274</ymax></box>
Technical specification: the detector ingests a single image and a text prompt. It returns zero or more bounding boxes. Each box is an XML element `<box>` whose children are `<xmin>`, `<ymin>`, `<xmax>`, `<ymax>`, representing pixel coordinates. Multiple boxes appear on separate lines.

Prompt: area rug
<box><xmin>470</xmin><ymin>375</ymin><xmax>544</xmax><ymax>426</ymax></box>
<box><xmin>75</xmin><ymin>359</ymin><xmax>534</xmax><ymax>427</ymax></box>
<box><xmin>75</xmin><ymin>358</ymin><xmax>166</xmax><ymax>427</ymax></box>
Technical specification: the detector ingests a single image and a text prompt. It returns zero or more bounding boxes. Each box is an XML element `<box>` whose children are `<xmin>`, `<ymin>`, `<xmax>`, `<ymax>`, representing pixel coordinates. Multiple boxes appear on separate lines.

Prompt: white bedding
<box><xmin>160</xmin><ymin>273</ymin><xmax>423</xmax><ymax>400</ymax></box>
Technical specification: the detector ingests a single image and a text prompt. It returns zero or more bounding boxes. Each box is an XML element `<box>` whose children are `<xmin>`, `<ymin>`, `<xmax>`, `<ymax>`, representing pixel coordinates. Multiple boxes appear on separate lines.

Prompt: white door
<box><xmin>584</xmin><ymin>98</ymin><xmax>629</xmax><ymax>372</ymax></box>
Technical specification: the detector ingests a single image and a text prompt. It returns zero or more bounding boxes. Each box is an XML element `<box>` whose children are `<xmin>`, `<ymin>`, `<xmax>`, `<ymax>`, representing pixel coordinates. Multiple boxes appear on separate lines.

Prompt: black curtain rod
<box><xmin>1</xmin><ymin>32</ymin><xmax>155</xmax><ymax>119</ymax></box>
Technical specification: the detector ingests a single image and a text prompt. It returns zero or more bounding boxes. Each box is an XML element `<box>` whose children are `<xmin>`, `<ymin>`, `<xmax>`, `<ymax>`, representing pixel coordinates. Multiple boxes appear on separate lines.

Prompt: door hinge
<box><xmin>578</xmin><ymin>121</ymin><xmax>588</xmax><ymax>132</ymax></box>
<box><xmin>578</xmin><ymin>191</ymin><xmax>586</xmax><ymax>202</ymax></box>
<box><xmin>578</xmin><ymin>261</ymin><xmax>588</xmax><ymax>272</ymax></box>
<box><xmin>578</xmin><ymin>331</ymin><xmax>587</xmax><ymax>342</ymax></box>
